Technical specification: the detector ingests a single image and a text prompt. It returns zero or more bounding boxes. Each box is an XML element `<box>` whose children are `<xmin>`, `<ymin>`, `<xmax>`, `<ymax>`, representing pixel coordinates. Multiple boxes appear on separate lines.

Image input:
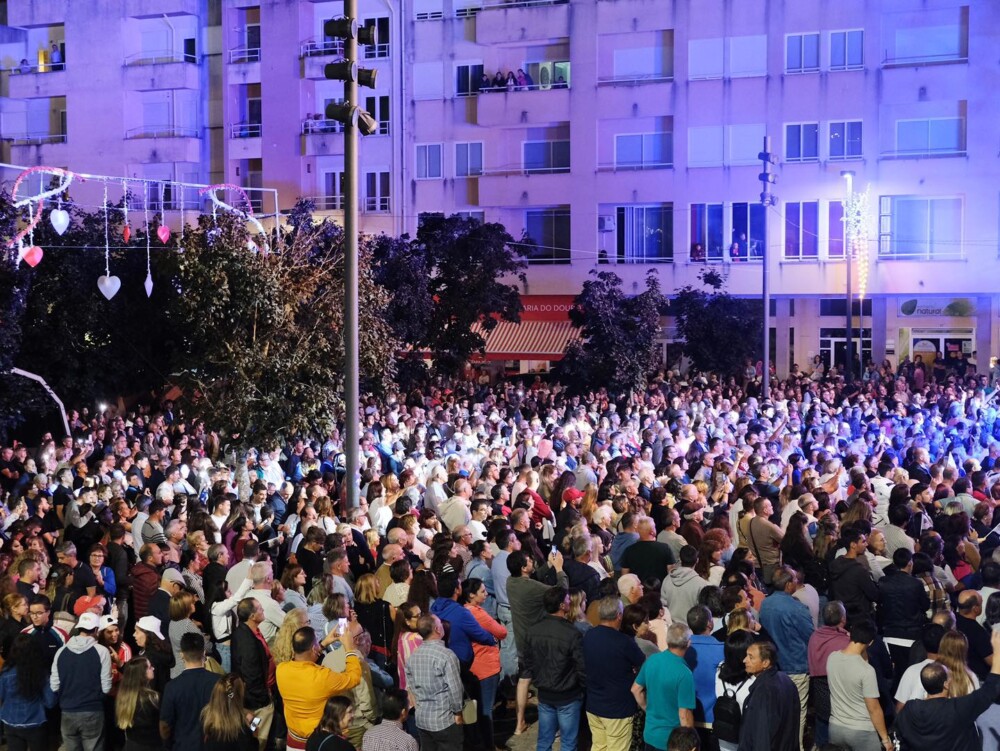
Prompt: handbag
<box><xmin>205</xmin><ymin>656</ymin><xmax>225</xmax><ymax>675</ymax></box>
<box><xmin>461</xmin><ymin>697</ymin><xmax>478</xmax><ymax>725</ymax></box>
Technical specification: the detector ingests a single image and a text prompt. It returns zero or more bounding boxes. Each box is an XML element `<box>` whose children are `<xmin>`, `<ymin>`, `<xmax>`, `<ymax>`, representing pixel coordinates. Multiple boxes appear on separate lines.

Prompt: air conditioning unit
<box><xmin>598</xmin><ymin>214</ymin><xmax>616</xmax><ymax>232</ymax></box>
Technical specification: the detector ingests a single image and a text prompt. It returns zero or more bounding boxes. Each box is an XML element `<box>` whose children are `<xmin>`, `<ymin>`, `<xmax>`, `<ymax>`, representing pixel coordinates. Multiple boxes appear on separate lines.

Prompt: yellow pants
<box><xmin>586</xmin><ymin>712</ymin><xmax>633</xmax><ymax>751</ymax></box>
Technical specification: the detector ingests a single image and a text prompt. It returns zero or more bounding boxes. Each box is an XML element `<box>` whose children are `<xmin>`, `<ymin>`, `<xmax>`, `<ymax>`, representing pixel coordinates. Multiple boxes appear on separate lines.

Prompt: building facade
<box><xmin>1</xmin><ymin>0</ymin><xmax>999</xmax><ymax>376</ymax></box>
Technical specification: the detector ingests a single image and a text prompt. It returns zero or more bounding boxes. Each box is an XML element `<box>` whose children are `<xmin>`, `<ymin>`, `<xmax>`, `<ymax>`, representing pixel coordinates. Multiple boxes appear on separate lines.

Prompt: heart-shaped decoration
<box><xmin>122</xmin><ymin>225</ymin><xmax>131</xmax><ymax>243</ymax></box>
<box><xmin>144</xmin><ymin>273</ymin><xmax>154</xmax><ymax>298</ymax></box>
<box><xmin>98</xmin><ymin>274</ymin><xmax>122</xmax><ymax>300</ymax></box>
<box><xmin>21</xmin><ymin>245</ymin><xmax>43</xmax><ymax>267</ymax></box>
<box><xmin>157</xmin><ymin>224</ymin><xmax>171</xmax><ymax>244</ymax></box>
<box><xmin>49</xmin><ymin>209</ymin><xmax>70</xmax><ymax>235</ymax></box>
<box><xmin>247</xmin><ymin>240</ymin><xmax>258</xmax><ymax>252</ymax></box>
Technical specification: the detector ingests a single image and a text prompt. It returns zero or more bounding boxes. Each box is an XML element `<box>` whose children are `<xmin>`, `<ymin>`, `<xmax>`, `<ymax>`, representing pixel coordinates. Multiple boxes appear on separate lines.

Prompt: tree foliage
<box><xmin>371</xmin><ymin>214</ymin><xmax>526</xmax><ymax>377</ymax></box>
<box><xmin>159</xmin><ymin>207</ymin><xmax>397</xmax><ymax>447</ymax></box>
<box><xmin>555</xmin><ymin>270</ymin><xmax>665</xmax><ymax>395</ymax></box>
<box><xmin>672</xmin><ymin>268</ymin><xmax>764</xmax><ymax>376</ymax></box>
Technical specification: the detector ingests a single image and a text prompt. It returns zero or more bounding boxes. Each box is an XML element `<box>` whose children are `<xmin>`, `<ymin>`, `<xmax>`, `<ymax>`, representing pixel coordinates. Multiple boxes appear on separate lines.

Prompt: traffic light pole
<box><xmin>344</xmin><ymin>0</ymin><xmax>360</xmax><ymax>509</ymax></box>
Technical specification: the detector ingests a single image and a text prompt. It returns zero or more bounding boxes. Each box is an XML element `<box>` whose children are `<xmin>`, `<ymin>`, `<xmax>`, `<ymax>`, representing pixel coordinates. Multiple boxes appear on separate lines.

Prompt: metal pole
<box><xmin>761</xmin><ymin>137</ymin><xmax>771</xmax><ymax>401</ymax></box>
<box><xmin>344</xmin><ymin>0</ymin><xmax>360</xmax><ymax>509</ymax></box>
<box><xmin>843</xmin><ymin>172</ymin><xmax>854</xmax><ymax>384</ymax></box>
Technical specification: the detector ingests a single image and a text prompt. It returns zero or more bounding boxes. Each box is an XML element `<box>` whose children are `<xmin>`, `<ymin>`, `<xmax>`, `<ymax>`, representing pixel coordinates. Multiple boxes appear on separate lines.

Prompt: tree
<box><xmin>672</xmin><ymin>268</ymin><xmax>763</xmax><ymax>376</ymax></box>
<box><xmin>371</xmin><ymin>214</ymin><xmax>526</xmax><ymax>377</ymax></box>
<box><xmin>555</xmin><ymin>270</ymin><xmax>665</xmax><ymax>395</ymax></box>
<box><xmin>159</xmin><ymin>206</ymin><xmax>397</xmax><ymax>448</ymax></box>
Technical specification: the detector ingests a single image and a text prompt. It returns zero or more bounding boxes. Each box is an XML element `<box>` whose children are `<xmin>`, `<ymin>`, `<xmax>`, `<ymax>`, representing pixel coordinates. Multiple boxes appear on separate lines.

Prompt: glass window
<box><xmin>614</xmin><ymin>204</ymin><xmax>673</xmax><ymax>263</ymax></box>
<box><xmin>523</xmin><ymin>140</ymin><xmax>570</xmax><ymax>173</ymax></box>
<box><xmin>730</xmin><ymin>202</ymin><xmax>766</xmax><ymax>261</ymax></box>
<box><xmin>455</xmin><ymin>142</ymin><xmax>483</xmax><ymax>177</ymax></box>
<box><xmin>895</xmin><ymin>118</ymin><xmax>965</xmax><ymax>156</ymax></box>
<box><xmin>364</xmin><ymin>171</ymin><xmax>390</xmax><ymax>212</ymax></box>
<box><xmin>828</xmin><ymin>201</ymin><xmax>845</xmax><ymax>258</ymax></box>
<box><xmin>689</xmin><ymin>203</ymin><xmax>724</xmax><ymax>261</ymax></box>
<box><xmin>879</xmin><ymin>195</ymin><xmax>962</xmax><ymax>259</ymax></box>
<box><xmin>784</xmin><ymin>201</ymin><xmax>819</xmax><ymax>259</ymax></box>
<box><xmin>830</xmin><ymin>30</ymin><xmax>864</xmax><ymax>70</ymax></box>
<box><xmin>456</xmin><ymin>63</ymin><xmax>484</xmax><ymax>96</ymax></box>
<box><xmin>524</xmin><ymin>209</ymin><xmax>570</xmax><ymax>264</ymax></box>
<box><xmin>786</xmin><ymin>33</ymin><xmax>820</xmax><ymax>73</ymax></box>
<box><xmin>786</xmin><ymin>123</ymin><xmax>819</xmax><ymax>161</ymax></box>
<box><xmin>615</xmin><ymin>133</ymin><xmax>672</xmax><ymax>168</ymax></box>
<box><xmin>416</xmin><ymin>144</ymin><xmax>442</xmax><ymax>179</ymax></box>
<box><xmin>829</xmin><ymin>121</ymin><xmax>862</xmax><ymax>159</ymax></box>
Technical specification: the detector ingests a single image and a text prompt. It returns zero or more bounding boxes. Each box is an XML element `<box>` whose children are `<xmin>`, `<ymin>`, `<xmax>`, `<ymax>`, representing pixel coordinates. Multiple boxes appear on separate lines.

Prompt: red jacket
<box><xmin>130</xmin><ymin>562</ymin><xmax>160</xmax><ymax>621</ymax></box>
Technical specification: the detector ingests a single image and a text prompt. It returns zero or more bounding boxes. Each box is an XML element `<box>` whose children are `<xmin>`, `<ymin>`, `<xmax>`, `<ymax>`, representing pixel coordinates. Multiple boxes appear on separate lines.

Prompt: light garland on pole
<box><xmin>845</xmin><ymin>186</ymin><xmax>871</xmax><ymax>299</ymax></box>
<box><xmin>5</xmin><ymin>165</ymin><xmax>273</xmax><ymax>298</ymax></box>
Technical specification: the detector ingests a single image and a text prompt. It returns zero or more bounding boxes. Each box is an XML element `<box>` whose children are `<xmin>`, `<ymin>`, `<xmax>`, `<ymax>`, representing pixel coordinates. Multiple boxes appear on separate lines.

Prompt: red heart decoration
<box><xmin>22</xmin><ymin>245</ymin><xmax>43</xmax><ymax>268</ymax></box>
<box><xmin>157</xmin><ymin>224</ymin><xmax>171</xmax><ymax>244</ymax></box>
<box><xmin>123</xmin><ymin>225</ymin><xmax>131</xmax><ymax>243</ymax></box>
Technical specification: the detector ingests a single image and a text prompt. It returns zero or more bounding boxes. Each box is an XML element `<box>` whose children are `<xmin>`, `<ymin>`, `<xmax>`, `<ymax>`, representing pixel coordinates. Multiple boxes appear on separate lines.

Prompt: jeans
<box><xmin>496</xmin><ymin>604</ymin><xmax>517</xmax><ymax>681</ymax></box>
<box><xmin>62</xmin><ymin>711</ymin><xmax>105</xmax><ymax>751</ymax></box>
<box><xmin>538</xmin><ymin>699</ymin><xmax>582</xmax><ymax>751</ymax></box>
<box><xmin>4</xmin><ymin>724</ymin><xmax>46</xmax><ymax>751</ymax></box>
<box><xmin>830</xmin><ymin>724</ymin><xmax>882</xmax><ymax>751</ymax></box>
<box><xmin>216</xmin><ymin>642</ymin><xmax>232</xmax><ymax>673</ymax></box>
<box><xmin>478</xmin><ymin>673</ymin><xmax>500</xmax><ymax>750</ymax></box>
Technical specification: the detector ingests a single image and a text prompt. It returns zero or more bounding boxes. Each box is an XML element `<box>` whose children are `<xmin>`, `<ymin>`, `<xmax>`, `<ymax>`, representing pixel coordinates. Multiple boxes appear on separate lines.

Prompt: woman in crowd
<box><xmin>115</xmin><ymin>657</ymin><xmax>161</xmax><ymax>751</ymax></box>
<box><xmin>272</xmin><ymin>608</ymin><xmax>310</xmax><ymax>666</ymax></box>
<box><xmin>0</xmin><ymin>634</ymin><xmax>56</xmax><ymax>751</ymax></box>
<box><xmin>714</xmin><ymin>630</ymin><xmax>757</xmax><ymax>751</ymax></box>
<box><xmin>392</xmin><ymin>601</ymin><xmax>423</xmax><ymax>691</ymax></box>
<box><xmin>87</xmin><ymin>544</ymin><xmax>117</xmax><ymax>610</ymax></box>
<box><xmin>201</xmin><ymin>674</ymin><xmax>258</xmax><ymax>751</ymax></box>
<box><xmin>134</xmin><ymin>615</ymin><xmax>173</xmax><ymax>693</ymax></box>
<box><xmin>168</xmin><ymin>590</ymin><xmax>204</xmax><ymax>679</ymax></box>
<box><xmin>352</xmin><ymin>574</ymin><xmax>393</xmax><ymax>672</ymax></box>
<box><xmin>0</xmin><ymin>593</ymin><xmax>28</xmax><ymax>661</ymax></box>
<box><xmin>281</xmin><ymin>565</ymin><xmax>309</xmax><ymax>611</ymax></box>
<box><xmin>305</xmin><ymin>696</ymin><xmax>356</xmax><ymax>751</ymax></box>
<box><xmin>462</xmin><ymin>577</ymin><xmax>507</xmax><ymax>751</ymax></box>
<box><xmin>938</xmin><ymin>630</ymin><xmax>980</xmax><ymax>697</ymax></box>
<box><xmin>99</xmin><ymin>615</ymin><xmax>133</xmax><ymax>694</ymax></box>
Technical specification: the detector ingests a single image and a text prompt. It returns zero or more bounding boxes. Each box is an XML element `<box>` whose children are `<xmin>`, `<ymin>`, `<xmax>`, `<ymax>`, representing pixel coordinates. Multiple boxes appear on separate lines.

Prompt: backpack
<box><xmin>712</xmin><ymin>677</ymin><xmax>749</xmax><ymax>743</ymax></box>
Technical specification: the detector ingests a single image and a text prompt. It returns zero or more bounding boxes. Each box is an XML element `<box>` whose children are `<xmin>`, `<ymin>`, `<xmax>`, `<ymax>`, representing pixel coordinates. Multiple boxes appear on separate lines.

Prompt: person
<box><xmin>756</xmin><ymin>566</ymin><xmax>812</xmax><ymax>746</ymax></box>
<box><xmin>133</xmin><ymin>616</ymin><xmax>172</xmax><ymax>694</ymax></box>
<box><xmin>231</xmin><ymin>599</ymin><xmax>276</xmax><ymax>751</ymax></box>
<box><xmin>660</xmin><ymin>546</ymin><xmax>708</xmax><ymax>624</ymax></box>
<box><xmin>50</xmin><ymin>611</ymin><xmax>113</xmax><ymax>751</ymax></box>
<box><xmin>0</xmin><ymin>593</ymin><xmax>29</xmax><ymax>660</ymax></box>
<box><xmin>621</xmin><ymin>517</ymin><xmax>676</xmax><ymax>584</ymax></box>
<box><xmin>404</xmin><ymin>614</ymin><xmax>464</xmax><ymax>751</ymax></box>
<box><xmin>521</xmin><ymin>585</ymin><xmax>586</xmax><ymax>751</ymax></box>
<box><xmin>736</xmin><ymin>641</ymin><xmax>800</xmax><ymax>751</ymax></box>
<box><xmin>828</xmin><ymin>528</ymin><xmax>878</xmax><ymax>626</ymax></box>
<box><xmin>0</xmin><ymin>634</ymin><xmax>58</xmax><ymax>751</ymax></box>
<box><xmin>168</xmin><ymin>590</ymin><xmax>204</xmax><ymax>679</ymax></box>
<box><xmin>461</xmin><ymin>577</ymin><xmax>507</xmax><ymax>751</ymax></box>
<box><xmin>583</xmin><ymin>596</ymin><xmax>646</xmax><ymax>751</ymax></box>
<box><xmin>684</xmin><ymin>605</ymin><xmax>725</xmax><ymax>742</ymax></box>
<box><xmin>895</xmin><ymin>629</ymin><xmax>1000</xmax><ymax>751</ymax></box>
<box><xmin>275</xmin><ymin>626</ymin><xmax>362</xmax><ymax>750</ymax></box>
<box><xmin>201</xmin><ymin>674</ymin><xmax>258</xmax><ymax>751</ymax></box>
<box><xmin>807</xmin><ymin>601</ymin><xmax>850</xmax><ymax>747</ymax></box>
<box><xmin>877</xmin><ymin>548</ymin><xmax>929</xmax><ymax>683</ymax></box>
<box><xmin>50</xmin><ymin>42</ymin><xmax>62</xmax><ymax>71</ymax></box>
<box><xmin>744</xmin><ymin>498</ymin><xmax>783</xmax><ymax>585</ymax></box>
<box><xmin>826</xmin><ymin>621</ymin><xmax>892</xmax><ymax>751</ymax></box>
<box><xmin>955</xmin><ymin>589</ymin><xmax>994</xmax><ymax>681</ymax></box>
<box><xmin>631</xmin><ymin>623</ymin><xmax>696</xmax><ymax>751</ymax></box>
<box><xmin>115</xmin><ymin>657</ymin><xmax>161</xmax><ymax>751</ymax></box>
<box><xmin>160</xmin><ymin>633</ymin><xmax>222</xmax><ymax>751</ymax></box>
<box><xmin>22</xmin><ymin>595</ymin><xmax>67</xmax><ymax>668</ymax></box>
<box><xmin>714</xmin><ymin>630</ymin><xmax>757</xmax><ymax>751</ymax></box>
<box><xmin>360</xmin><ymin>688</ymin><xmax>416</xmax><ymax>751</ymax></box>
<box><xmin>429</xmin><ymin>573</ymin><xmax>496</xmax><ymax>673</ymax></box>
<box><xmin>305</xmin><ymin>695</ymin><xmax>355</xmax><ymax>751</ymax></box>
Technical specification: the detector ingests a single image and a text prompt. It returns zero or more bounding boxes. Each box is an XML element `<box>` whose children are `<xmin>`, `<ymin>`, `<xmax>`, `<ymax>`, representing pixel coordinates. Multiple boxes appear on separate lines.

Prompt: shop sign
<box><xmin>898</xmin><ymin>297</ymin><xmax>976</xmax><ymax>318</ymax></box>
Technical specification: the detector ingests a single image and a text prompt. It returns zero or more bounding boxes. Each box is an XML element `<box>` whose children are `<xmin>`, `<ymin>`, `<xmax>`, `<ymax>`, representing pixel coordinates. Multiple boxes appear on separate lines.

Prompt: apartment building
<box><xmin>1</xmin><ymin>0</ymin><xmax>999</xmax><ymax>376</ymax></box>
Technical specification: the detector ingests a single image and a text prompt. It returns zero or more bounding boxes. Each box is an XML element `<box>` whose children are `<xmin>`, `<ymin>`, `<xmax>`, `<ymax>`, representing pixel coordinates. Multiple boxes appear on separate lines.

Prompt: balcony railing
<box><xmin>880</xmin><ymin>146</ymin><xmax>967</xmax><ymax>159</ymax></box>
<box><xmin>230</xmin><ymin>122</ymin><xmax>262</xmax><ymax>138</ymax></box>
<box><xmin>125</xmin><ymin>126</ymin><xmax>199</xmax><ymax>139</ymax></box>
<box><xmin>5</xmin><ymin>62</ymin><xmax>67</xmax><ymax>75</ymax></box>
<box><xmin>881</xmin><ymin>51</ymin><xmax>968</xmax><ymax>67</ymax></box>
<box><xmin>461</xmin><ymin>80</ymin><xmax>569</xmax><ymax>97</ymax></box>
<box><xmin>229</xmin><ymin>47</ymin><xmax>261</xmax><ymax>64</ymax></box>
<box><xmin>6</xmin><ymin>132</ymin><xmax>67</xmax><ymax>146</ymax></box>
<box><xmin>299</xmin><ymin>39</ymin><xmax>344</xmax><ymax>58</ymax></box>
<box><xmin>302</xmin><ymin>118</ymin><xmax>344</xmax><ymax>134</ymax></box>
<box><xmin>364</xmin><ymin>196</ymin><xmax>390</xmax><ymax>213</ymax></box>
<box><xmin>363</xmin><ymin>43</ymin><xmax>390</xmax><ymax>59</ymax></box>
<box><xmin>307</xmin><ymin>195</ymin><xmax>345</xmax><ymax>210</ymax></box>
<box><xmin>597</xmin><ymin>73</ymin><xmax>673</xmax><ymax>86</ymax></box>
<box><xmin>479</xmin><ymin>0</ymin><xmax>567</xmax><ymax>9</ymax></box>
<box><xmin>124</xmin><ymin>50</ymin><xmax>195</xmax><ymax>66</ymax></box>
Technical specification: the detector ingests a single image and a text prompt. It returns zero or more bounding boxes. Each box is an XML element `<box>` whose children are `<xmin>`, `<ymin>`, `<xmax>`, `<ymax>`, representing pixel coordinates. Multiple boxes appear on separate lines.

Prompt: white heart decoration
<box><xmin>144</xmin><ymin>273</ymin><xmax>154</xmax><ymax>298</ymax></box>
<box><xmin>98</xmin><ymin>274</ymin><xmax>122</xmax><ymax>300</ymax></box>
<box><xmin>50</xmin><ymin>208</ymin><xmax>70</xmax><ymax>235</ymax></box>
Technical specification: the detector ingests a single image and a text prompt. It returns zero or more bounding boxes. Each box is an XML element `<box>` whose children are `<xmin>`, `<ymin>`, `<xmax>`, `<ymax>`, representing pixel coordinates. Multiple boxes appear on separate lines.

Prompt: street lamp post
<box><xmin>841</xmin><ymin>170</ymin><xmax>855</xmax><ymax>384</ymax></box>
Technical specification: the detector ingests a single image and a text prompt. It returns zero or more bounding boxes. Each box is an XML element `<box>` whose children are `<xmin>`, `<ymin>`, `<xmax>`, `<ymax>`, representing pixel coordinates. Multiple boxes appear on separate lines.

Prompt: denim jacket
<box><xmin>0</xmin><ymin>667</ymin><xmax>57</xmax><ymax>727</ymax></box>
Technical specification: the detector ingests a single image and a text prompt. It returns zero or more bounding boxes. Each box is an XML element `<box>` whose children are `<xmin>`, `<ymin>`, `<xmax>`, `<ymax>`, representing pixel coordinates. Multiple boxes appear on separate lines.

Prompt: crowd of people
<box><xmin>1</xmin><ymin>353</ymin><xmax>1000</xmax><ymax>751</ymax></box>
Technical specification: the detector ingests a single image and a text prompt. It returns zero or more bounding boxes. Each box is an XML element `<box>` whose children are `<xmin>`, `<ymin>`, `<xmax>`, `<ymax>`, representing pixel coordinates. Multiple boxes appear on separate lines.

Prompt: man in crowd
<box><xmin>738</xmin><ymin>641</ymin><xmax>800</xmax><ymax>751</ymax></box>
<box><xmin>631</xmin><ymin>623</ymin><xmax>695</xmax><ymax>751</ymax></box>
<box><xmin>827</xmin><ymin>620</ymin><xmax>893</xmax><ymax>751</ymax></box>
<box><xmin>51</xmin><ymin>611</ymin><xmax>112</xmax><ymax>751</ymax></box>
<box><xmin>404</xmin><ymin>614</ymin><xmax>464</xmax><ymax>751</ymax></box>
<box><xmin>807</xmin><ymin>601</ymin><xmax>850</xmax><ymax>747</ymax></box>
<box><xmin>161</xmin><ymin>633</ymin><xmax>220</xmax><ymax>751</ymax></box>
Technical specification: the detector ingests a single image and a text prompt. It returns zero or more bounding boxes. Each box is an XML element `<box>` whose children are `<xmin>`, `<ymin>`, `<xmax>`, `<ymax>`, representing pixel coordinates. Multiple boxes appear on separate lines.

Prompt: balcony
<box><xmin>306</xmin><ymin>195</ymin><xmax>345</xmax><ymax>211</ymax></box>
<box><xmin>301</xmin><ymin>119</ymin><xmax>344</xmax><ymax>156</ymax></box>
<box><xmin>123</xmin><ymin>53</ymin><xmax>200</xmax><ymax>90</ymax></box>
<box><xmin>880</xmin><ymin>145</ymin><xmax>967</xmax><ymax>160</ymax></box>
<box><xmin>8</xmin><ymin>67</ymin><xmax>67</xmax><ymax>99</ymax></box>
<box><xmin>128</xmin><ymin>0</ymin><xmax>200</xmax><ymax>17</ymax></box>
<box><xmin>229</xmin><ymin>123</ymin><xmax>262</xmax><ymax>159</ymax></box>
<box><xmin>8</xmin><ymin>133</ymin><xmax>68</xmax><ymax>164</ymax></box>
<box><xmin>596</xmin><ymin>79</ymin><xmax>674</xmax><ymax>116</ymax></box>
<box><xmin>475</xmin><ymin>0</ymin><xmax>569</xmax><ymax>45</ymax></box>
<box><xmin>476</xmin><ymin>86</ymin><xmax>569</xmax><ymax>127</ymax></box>
<box><xmin>364</xmin><ymin>196</ymin><xmax>391</xmax><ymax>214</ymax></box>
<box><xmin>881</xmin><ymin>51</ymin><xmax>968</xmax><ymax>68</ymax></box>
<box><xmin>300</xmin><ymin>40</ymin><xmax>345</xmax><ymax>80</ymax></box>
<box><xmin>478</xmin><ymin>168</ymin><xmax>569</xmax><ymax>206</ymax></box>
<box><xmin>8</xmin><ymin>0</ymin><xmax>69</xmax><ymax>27</ymax></box>
<box><xmin>123</xmin><ymin>126</ymin><xmax>201</xmax><ymax>163</ymax></box>
<box><xmin>228</xmin><ymin>47</ymin><xmax>261</xmax><ymax>83</ymax></box>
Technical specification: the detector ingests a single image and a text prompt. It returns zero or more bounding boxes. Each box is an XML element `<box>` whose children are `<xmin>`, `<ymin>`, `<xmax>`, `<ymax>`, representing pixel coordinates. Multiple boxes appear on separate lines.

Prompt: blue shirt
<box><xmin>635</xmin><ymin>650</ymin><xmax>696</xmax><ymax>750</ymax></box>
<box><xmin>582</xmin><ymin>625</ymin><xmax>646</xmax><ymax>719</ymax></box>
<box><xmin>610</xmin><ymin>532</ymin><xmax>639</xmax><ymax>571</ymax></box>
<box><xmin>493</xmin><ymin>551</ymin><xmax>512</xmax><ymax>606</ymax></box>
<box><xmin>684</xmin><ymin>634</ymin><xmax>726</xmax><ymax>723</ymax></box>
<box><xmin>758</xmin><ymin>591</ymin><xmax>814</xmax><ymax>674</ymax></box>
<box><xmin>430</xmin><ymin>597</ymin><xmax>496</xmax><ymax>665</ymax></box>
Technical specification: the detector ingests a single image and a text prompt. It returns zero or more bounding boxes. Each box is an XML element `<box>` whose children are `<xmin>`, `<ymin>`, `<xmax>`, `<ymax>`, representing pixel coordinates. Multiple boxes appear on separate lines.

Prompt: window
<box><xmin>524</xmin><ymin>209</ymin><xmax>570</xmax><ymax>264</ymax></box>
<box><xmin>885</xmin><ymin>8</ymin><xmax>969</xmax><ymax>65</ymax></box>
<box><xmin>418</xmin><ymin>212</ymin><xmax>444</xmax><ymax>227</ymax></box>
<box><xmin>830</xmin><ymin>30</ymin><xmax>863</xmax><ymax>70</ymax></box>
<box><xmin>612</xmin><ymin>46</ymin><xmax>673</xmax><ymax>81</ymax></box>
<box><xmin>416</xmin><ymin>144</ymin><xmax>442</xmax><ymax>179</ymax></box>
<box><xmin>362</xmin><ymin>17</ymin><xmax>390</xmax><ymax>59</ymax></box>
<box><xmin>828</xmin><ymin>201</ymin><xmax>845</xmax><ymax>258</ymax></box>
<box><xmin>785</xmin><ymin>123</ymin><xmax>819</xmax><ymax>162</ymax></box>
<box><xmin>878</xmin><ymin>195</ymin><xmax>962</xmax><ymax>259</ymax></box>
<box><xmin>728</xmin><ymin>35</ymin><xmax>767</xmax><ymax>78</ymax></box>
<box><xmin>414</xmin><ymin>0</ymin><xmax>443</xmax><ymax>20</ymax></box>
<box><xmin>688</xmin><ymin>126</ymin><xmax>724</xmax><ymax>167</ymax></box>
<box><xmin>731</xmin><ymin>202</ymin><xmax>766</xmax><ymax>261</ymax></box>
<box><xmin>455</xmin><ymin>142</ymin><xmax>483</xmax><ymax>177</ymax></box>
<box><xmin>364</xmin><ymin>171</ymin><xmax>390</xmax><ymax>213</ymax></box>
<box><xmin>455</xmin><ymin>210</ymin><xmax>485</xmax><ymax>223</ymax></box>
<box><xmin>894</xmin><ymin>118</ymin><xmax>965</xmax><ymax>156</ymax></box>
<box><xmin>819</xmin><ymin>299</ymin><xmax>872</xmax><ymax>316</ymax></box>
<box><xmin>728</xmin><ymin>124</ymin><xmax>766</xmax><ymax>165</ymax></box>
<box><xmin>689</xmin><ymin>203</ymin><xmax>724</xmax><ymax>261</ymax></box>
<box><xmin>829</xmin><ymin>121</ymin><xmax>862</xmax><ymax>160</ymax></box>
<box><xmin>615</xmin><ymin>133</ymin><xmax>672</xmax><ymax>168</ymax></box>
<box><xmin>320</xmin><ymin>171</ymin><xmax>345</xmax><ymax>210</ymax></box>
<box><xmin>456</xmin><ymin>63</ymin><xmax>484</xmax><ymax>96</ymax></box>
<box><xmin>786</xmin><ymin>33</ymin><xmax>820</xmax><ymax>73</ymax></box>
<box><xmin>614</xmin><ymin>205</ymin><xmax>673</xmax><ymax>263</ymax></box>
<box><xmin>364</xmin><ymin>95</ymin><xmax>390</xmax><ymax>135</ymax></box>
<box><xmin>784</xmin><ymin>201</ymin><xmax>819</xmax><ymax>259</ymax></box>
<box><xmin>688</xmin><ymin>38</ymin><xmax>724</xmax><ymax>79</ymax></box>
<box><xmin>523</xmin><ymin>140</ymin><xmax>570</xmax><ymax>173</ymax></box>
<box><xmin>525</xmin><ymin>61</ymin><xmax>571</xmax><ymax>90</ymax></box>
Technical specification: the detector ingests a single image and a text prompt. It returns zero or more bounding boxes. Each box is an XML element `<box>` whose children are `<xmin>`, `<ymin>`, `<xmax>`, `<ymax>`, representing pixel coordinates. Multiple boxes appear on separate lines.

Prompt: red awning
<box><xmin>471</xmin><ymin>320</ymin><xmax>582</xmax><ymax>361</ymax></box>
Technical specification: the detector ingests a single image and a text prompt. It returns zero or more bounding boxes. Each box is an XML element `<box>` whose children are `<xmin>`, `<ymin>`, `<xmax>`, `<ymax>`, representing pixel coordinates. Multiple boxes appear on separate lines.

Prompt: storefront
<box><xmin>473</xmin><ymin>295</ymin><xmax>582</xmax><ymax>375</ymax></box>
<box><xmin>892</xmin><ymin>297</ymin><xmax>978</xmax><ymax>369</ymax></box>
